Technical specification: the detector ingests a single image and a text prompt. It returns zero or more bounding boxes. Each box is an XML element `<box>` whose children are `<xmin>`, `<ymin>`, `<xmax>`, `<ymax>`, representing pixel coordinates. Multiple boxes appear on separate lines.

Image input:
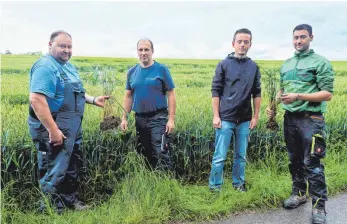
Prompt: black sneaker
<box><xmin>37</xmin><ymin>200</ymin><xmax>64</xmax><ymax>214</ymax></box>
<box><xmin>209</xmin><ymin>186</ymin><xmax>221</xmax><ymax>193</ymax></box>
<box><xmin>283</xmin><ymin>194</ymin><xmax>307</xmax><ymax>209</ymax></box>
<box><xmin>233</xmin><ymin>184</ymin><xmax>247</xmax><ymax>192</ymax></box>
<box><xmin>312</xmin><ymin>207</ymin><xmax>326</xmax><ymax>224</ymax></box>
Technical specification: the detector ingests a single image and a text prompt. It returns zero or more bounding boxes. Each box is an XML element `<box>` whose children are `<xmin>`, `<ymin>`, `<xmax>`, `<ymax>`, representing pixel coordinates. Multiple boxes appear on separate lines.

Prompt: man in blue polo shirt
<box><xmin>121</xmin><ymin>38</ymin><xmax>176</xmax><ymax>171</ymax></box>
<box><xmin>28</xmin><ymin>30</ymin><xmax>109</xmax><ymax>213</ymax></box>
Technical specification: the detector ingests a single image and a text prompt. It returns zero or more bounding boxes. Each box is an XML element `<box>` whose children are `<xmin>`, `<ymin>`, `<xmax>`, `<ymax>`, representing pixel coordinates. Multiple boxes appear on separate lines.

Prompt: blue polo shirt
<box><xmin>29</xmin><ymin>54</ymin><xmax>83</xmax><ymax>127</ymax></box>
<box><xmin>126</xmin><ymin>61</ymin><xmax>175</xmax><ymax>113</ymax></box>
<box><xmin>30</xmin><ymin>54</ymin><xmax>82</xmax><ymax>112</ymax></box>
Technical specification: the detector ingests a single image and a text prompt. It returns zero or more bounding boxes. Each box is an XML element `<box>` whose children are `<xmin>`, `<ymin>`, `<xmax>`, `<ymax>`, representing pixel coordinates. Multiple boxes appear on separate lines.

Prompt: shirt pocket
<box><xmin>297</xmin><ymin>67</ymin><xmax>316</xmax><ymax>82</ymax></box>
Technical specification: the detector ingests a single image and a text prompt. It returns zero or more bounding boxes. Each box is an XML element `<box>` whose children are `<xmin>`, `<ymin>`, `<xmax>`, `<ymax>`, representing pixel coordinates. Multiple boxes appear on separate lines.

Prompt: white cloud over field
<box><xmin>1</xmin><ymin>1</ymin><xmax>347</xmax><ymax>60</ymax></box>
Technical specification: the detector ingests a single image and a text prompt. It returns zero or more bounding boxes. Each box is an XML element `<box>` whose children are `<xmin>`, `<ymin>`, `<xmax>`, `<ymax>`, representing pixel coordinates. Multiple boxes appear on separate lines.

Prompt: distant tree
<box><xmin>5</xmin><ymin>49</ymin><xmax>12</xmax><ymax>54</ymax></box>
<box><xmin>25</xmin><ymin>51</ymin><xmax>42</xmax><ymax>56</ymax></box>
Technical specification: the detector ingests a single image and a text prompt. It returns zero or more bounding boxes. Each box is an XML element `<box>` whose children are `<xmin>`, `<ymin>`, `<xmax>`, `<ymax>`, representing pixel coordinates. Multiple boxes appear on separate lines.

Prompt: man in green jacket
<box><xmin>267</xmin><ymin>24</ymin><xmax>334</xmax><ymax>224</ymax></box>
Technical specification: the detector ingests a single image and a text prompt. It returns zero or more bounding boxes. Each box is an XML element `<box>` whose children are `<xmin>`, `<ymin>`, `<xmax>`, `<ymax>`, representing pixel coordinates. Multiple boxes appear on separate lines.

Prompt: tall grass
<box><xmin>2</xmin><ymin>149</ymin><xmax>346</xmax><ymax>224</ymax></box>
<box><xmin>1</xmin><ymin>55</ymin><xmax>347</xmax><ymax>223</ymax></box>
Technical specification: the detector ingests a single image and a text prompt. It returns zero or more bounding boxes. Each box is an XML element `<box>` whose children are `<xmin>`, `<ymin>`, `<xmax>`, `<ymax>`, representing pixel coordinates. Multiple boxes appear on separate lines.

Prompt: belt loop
<box><xmin>305</xmin><ymin>111</ymin><xmax>309</xmax><ymax>118</ymax></box>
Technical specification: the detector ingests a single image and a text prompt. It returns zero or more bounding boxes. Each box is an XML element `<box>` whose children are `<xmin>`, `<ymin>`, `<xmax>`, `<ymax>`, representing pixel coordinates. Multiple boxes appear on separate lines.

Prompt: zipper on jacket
<box><xmin>294</xmin><ymin>55</ymin><xmax>300</xmax><ymax>70</ymax></box>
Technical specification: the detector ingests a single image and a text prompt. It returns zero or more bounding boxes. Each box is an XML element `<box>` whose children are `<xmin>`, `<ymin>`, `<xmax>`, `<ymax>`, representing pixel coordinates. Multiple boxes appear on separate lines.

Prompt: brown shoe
<box><xmin>283</xmin><ymin>194</ymin><xmax>308</xmax><ymax>209</ymax></box>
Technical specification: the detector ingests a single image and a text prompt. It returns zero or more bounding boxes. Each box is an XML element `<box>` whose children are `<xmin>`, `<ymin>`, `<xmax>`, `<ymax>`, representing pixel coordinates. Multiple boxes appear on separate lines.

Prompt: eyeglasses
<box><xmin>57</xmin><ymin>44</ymin><xmax>72</xmax><ymax>50</ymax></box>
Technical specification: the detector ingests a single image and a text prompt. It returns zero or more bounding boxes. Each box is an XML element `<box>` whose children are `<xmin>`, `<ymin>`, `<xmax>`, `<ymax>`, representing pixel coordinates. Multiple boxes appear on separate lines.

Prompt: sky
<box><xmin>1</xmin><ymin>1</ymin><xmax>347</xmax><ymax>60</ymax></box>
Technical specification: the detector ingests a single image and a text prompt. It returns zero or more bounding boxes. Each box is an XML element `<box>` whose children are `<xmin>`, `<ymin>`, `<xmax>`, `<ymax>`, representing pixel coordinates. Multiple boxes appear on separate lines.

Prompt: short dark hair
<box><xmin>50</xmin><ymin>30</ymin><xmax>72</xmax><ymax>42</ymax></box>
<box><xmin>137</xmin><ymin>38</ymin><xmax>154</xmax><ymax>50</ymax></box>
<box><xmin>293</xmin><ymin>24</ymin><xmax>312</xmax><ymax>36</ymax></box>
<box><xmin>233</xmin><ymin>28</ymin><xmax>252</xmax><ymax>42</ymax></box>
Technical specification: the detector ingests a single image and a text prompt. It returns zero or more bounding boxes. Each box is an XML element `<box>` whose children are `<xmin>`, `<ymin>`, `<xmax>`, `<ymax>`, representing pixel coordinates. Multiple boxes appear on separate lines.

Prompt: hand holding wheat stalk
<box><xmin>93</xmin><ymin>66</ymin><xmax>123</xmax><ymax>131</ymax></box>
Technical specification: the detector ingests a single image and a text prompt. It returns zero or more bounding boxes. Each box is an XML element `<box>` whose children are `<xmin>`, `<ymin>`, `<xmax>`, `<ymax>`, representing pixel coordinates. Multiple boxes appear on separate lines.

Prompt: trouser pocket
<box><xmin>311</xmin><ymin>134</ymin><xmax>326</xmax><ymax>159</ymax></box>
<box><xmin>35</xmin><ymin>140</ymin><xmax>50</xmax><ymax>152</ymax></box>
<box><xmin>160</xmin><ymin>133</ymin><xmax>171</xmax><ymax>153</ymax></box>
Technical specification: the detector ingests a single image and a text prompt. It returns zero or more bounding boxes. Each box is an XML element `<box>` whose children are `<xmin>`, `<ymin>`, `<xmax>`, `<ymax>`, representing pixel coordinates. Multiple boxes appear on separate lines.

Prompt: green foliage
<box><xmin>1</xmin><ymin>55</ymin><xmax>347</xmax><ymax>223</ymax></box>
<box><xmin>2</xmin><ymin>94</ymin><xmax>29</xmax><ymax>105</ymax></box>
<box><xmin>259</xmin><ymin>67</ymin><xmax>280</xmax><ymax>102</ymax></box>
<box><xmin>2</xmin><ymin>151</ymin><xmax>346</xmax><ymax>224</ymax></box>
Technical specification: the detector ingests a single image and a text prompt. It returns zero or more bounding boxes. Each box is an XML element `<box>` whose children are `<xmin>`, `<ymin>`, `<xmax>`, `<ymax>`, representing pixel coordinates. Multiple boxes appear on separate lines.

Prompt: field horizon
<box><xmin>1</xmin><ymin>54</ymin><xmax>346</xmax><ymax>224</ymax></box>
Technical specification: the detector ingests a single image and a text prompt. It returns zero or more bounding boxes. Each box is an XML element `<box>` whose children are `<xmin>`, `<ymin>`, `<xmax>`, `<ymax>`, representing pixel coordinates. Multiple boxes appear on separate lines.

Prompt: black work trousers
<box><xmin>284</xmin><ymin>111</ymin><xmax>327</xmax><ymax>208</ymax></box>
<box><xmin>135</xmin><ymin>109</ymin><xmax>173</xmax><ymax>171</ymax></box>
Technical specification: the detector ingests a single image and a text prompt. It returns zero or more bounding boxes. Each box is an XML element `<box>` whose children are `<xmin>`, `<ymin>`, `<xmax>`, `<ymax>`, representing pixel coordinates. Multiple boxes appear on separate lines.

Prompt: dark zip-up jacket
<box><xmin>211</xmin><ymin>53</ymin><xmax>261</xmax><ymax>123</ymax></box>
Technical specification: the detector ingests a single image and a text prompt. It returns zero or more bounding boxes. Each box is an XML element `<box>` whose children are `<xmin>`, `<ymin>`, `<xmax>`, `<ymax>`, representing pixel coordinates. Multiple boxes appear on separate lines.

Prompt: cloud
<box><xmin>1</xmin><ymin>1</ymin><xmax>347</xmax><ymax>60</ymax></box>
<box><xmin>1</xmin><ymin>6</ymin><xmax>47</xmax><ymax>54</ymax></box>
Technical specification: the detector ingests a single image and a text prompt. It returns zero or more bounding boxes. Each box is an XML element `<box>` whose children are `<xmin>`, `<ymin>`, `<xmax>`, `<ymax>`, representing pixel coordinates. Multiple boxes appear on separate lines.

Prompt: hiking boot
<box><xmin>233</xmin><ymin>184</ymin><xmax>247</xmax><ymax>192</ymax></box>
<box><xmin>283</xmin><ymin>194</ymin><xmax>307</xmax><ymax>209</ymax></box>
<box><xmin>71</xmin><ymin>200</ymin><xmax>91</xmax><ymax>211</ymax></box>
<box><xmin>312</xmin><ymin>207</ymin><xmax>326</xmax><ymax>224</ymax></box>
<box><xmin>37</xmin><ymin>201</ymin><xmax>47</xmax><ymax>214</ymax></box>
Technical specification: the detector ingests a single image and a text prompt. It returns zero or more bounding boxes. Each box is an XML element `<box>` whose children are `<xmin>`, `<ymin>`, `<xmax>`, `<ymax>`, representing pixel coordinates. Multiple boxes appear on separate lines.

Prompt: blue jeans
<box><xmin>209</xmin><ymin>120</ymin><xmax>250</xmax><ymax>189</ymax></box>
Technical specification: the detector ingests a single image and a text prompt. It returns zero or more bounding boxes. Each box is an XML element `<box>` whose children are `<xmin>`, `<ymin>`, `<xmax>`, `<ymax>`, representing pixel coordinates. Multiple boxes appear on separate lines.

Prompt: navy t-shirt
<box><xmin>126</xmin><ymin>61</ymin><xmax>175</xmax><ymax>113</ymax></box>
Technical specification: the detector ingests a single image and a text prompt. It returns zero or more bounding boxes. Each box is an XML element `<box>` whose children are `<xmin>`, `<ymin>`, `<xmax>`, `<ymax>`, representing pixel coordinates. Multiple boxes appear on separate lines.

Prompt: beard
<box><xmin>60</xmin><ymin>54</ymin><xmax>71</xmax><ymax>62</ymax></box>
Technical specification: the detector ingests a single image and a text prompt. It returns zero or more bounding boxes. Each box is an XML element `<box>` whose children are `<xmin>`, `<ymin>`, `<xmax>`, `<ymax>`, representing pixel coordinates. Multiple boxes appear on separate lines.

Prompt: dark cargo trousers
<box><xmin>284</xmin><ymin>111</ymin><xmax>327</xmax><ymax>208</ymax></box>
<box><xmin>29</xmin><ymin>74</ymin><xmax>85</xmax><ymax>212</ymax></box>
<box><xmin>135</xmin><ymin>109</ymin><xmax>173</xmax><ymax>171</ymax></box>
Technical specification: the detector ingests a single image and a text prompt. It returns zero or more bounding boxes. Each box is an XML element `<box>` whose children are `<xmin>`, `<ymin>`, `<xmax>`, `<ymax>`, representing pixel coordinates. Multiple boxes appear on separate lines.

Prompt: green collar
<box><xmin>294</xmin><ymin>49</ymin><xmax>314</xmax><ymax>57</ymax></box>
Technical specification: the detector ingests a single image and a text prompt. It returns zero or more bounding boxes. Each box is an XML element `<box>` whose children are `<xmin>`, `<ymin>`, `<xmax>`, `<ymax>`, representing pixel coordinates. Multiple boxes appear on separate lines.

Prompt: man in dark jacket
<box><xmin>209</xmin><ymin>28</ymin><xmax>261</xmax><ymax>192</ymax></box>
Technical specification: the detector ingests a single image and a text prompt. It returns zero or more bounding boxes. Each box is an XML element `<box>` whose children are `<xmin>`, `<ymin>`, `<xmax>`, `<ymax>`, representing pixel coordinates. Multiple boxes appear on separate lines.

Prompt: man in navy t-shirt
<box><xmin>121</xmin><ymin>39</ymin><xmax>176</xmax><ymax>171</ymax></box>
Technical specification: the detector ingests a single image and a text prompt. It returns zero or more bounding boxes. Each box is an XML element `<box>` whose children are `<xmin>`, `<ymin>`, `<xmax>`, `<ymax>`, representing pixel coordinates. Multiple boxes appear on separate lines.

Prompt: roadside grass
<box><xmin>1</xmin><ymin>55</ymin><xmax>346</xmax><ymax>224</ymax></box>
<box><xmin>2</xmin><ymin>147</ymin><xmax>346</xmax><ymax>224</ymax></box>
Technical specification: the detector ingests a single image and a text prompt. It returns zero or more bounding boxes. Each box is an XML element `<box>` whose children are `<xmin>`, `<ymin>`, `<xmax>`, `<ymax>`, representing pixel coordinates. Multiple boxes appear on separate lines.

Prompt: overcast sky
<box><xmin>1</xmin><ymin>1</ymin><xmax>347</xmax><ymax>60</ymax></box>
